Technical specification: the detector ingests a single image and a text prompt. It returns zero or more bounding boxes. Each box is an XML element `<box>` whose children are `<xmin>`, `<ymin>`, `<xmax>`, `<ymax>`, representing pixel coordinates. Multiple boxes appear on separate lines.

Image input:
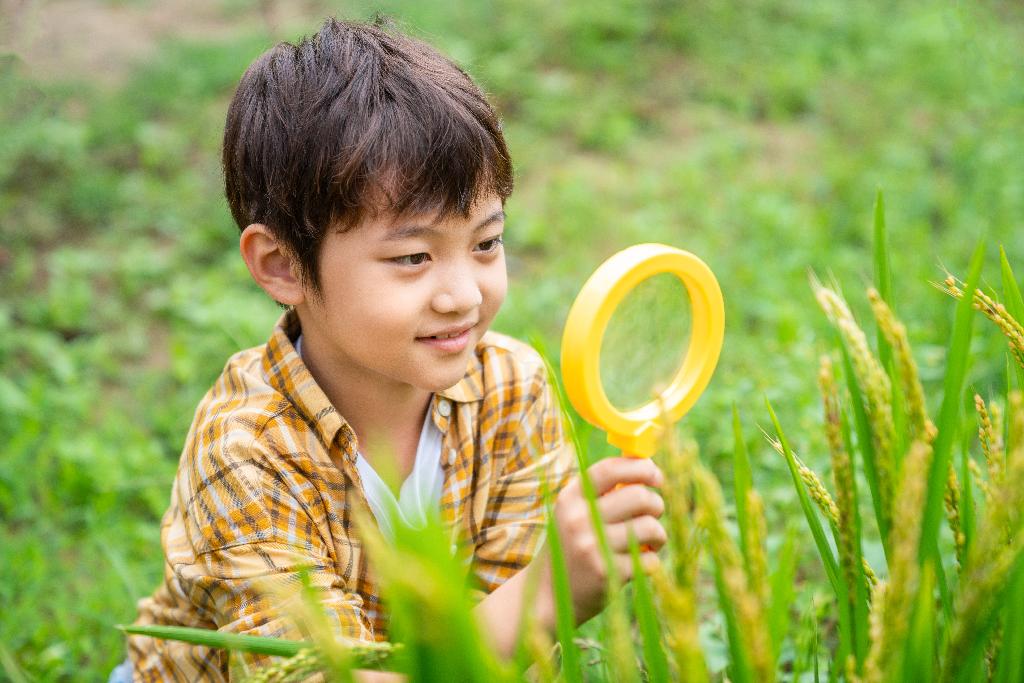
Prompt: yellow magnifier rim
<box><xmin>560</xmin><ymin>243</ymin><xmax>725</xmax><ymax>458</ymax></box>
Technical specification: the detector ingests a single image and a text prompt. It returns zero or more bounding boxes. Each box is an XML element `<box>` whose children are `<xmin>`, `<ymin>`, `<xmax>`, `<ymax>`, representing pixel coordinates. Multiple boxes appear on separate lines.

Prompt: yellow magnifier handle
<box><xmin>560</xmin><ymin>244</ymin><xmax>725</xmax><ymax>457</ymax></box>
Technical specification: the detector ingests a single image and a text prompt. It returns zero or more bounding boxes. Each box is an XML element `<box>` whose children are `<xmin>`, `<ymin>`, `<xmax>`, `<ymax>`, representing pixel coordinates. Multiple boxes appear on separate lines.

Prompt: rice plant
<box><xmin>125</xmin><ymin>197</ymin><xmax>1024</xmax><ymax>682</ymax></box>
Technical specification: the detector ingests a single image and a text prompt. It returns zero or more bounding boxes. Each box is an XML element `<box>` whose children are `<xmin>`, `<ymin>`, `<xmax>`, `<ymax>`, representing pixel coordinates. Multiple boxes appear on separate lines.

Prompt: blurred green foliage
<box><xmin>1</xmin><ymin>0</ymin><xmax>1023</xmax><ymax>679</ymax></box>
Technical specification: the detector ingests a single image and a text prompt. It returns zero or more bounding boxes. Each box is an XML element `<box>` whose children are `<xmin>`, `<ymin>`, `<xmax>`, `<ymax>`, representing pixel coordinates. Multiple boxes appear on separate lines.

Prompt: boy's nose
<box><xmin>432</xmin><ymin>269</ymin><xmax>483</xmax><ymax>314</ymax></box>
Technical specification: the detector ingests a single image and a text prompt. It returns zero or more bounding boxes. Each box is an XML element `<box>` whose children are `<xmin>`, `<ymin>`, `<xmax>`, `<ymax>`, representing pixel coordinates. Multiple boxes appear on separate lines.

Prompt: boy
<box><xmin>127</xmin><ymin>17</ymin><xmax>667</xmax><ymax>681</ymax></box>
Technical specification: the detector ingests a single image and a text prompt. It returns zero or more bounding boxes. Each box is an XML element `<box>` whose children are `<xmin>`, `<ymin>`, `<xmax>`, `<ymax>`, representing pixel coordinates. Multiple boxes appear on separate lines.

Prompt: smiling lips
<box><xmin>416</xmin><ymin>324</ymin><xmax>476</xmax><ymax>353</ymax></box>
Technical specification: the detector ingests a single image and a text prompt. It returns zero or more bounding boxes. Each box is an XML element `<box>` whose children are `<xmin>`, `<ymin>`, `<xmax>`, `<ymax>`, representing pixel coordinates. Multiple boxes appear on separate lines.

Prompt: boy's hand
<box><xmin>549</xmin><ymin>456</ymin><xmax>667</xmax><ymax>624</ymax></box>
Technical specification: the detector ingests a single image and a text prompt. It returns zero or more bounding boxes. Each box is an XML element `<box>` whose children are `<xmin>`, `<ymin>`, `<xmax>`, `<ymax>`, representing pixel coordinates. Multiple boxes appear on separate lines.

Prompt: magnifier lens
<box><xmin>560</xmin><ymin>243</ymin><xmax>724</xmax><ymax>457</ymax></box>
<box><xmin>599</xmin><ymin>272</ymin><xmax>692</xmax><ymax>411</ymax></box>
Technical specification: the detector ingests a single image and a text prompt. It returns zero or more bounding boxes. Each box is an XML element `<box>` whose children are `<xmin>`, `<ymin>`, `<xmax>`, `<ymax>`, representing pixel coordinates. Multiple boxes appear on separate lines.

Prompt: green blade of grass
<box><xmin>732</xmin><ymin>404</ymin><xmax>753</xmax><ymax>563</ymax></box>
<box><xmin>919</xmin><ymin>242</ymin><xmax>985</xmax><ymax>605</ymax></box>
<box><xmin>959</xmin><ymin>404</ymin><xmax>976</xmax><ymax>560</ymax></box>
<box><xmin>0</xmin><ymin>642</ymin><xmax>31</xmax><ymax>683</ymax></box>
<box><xmin>871</xmin><ymin>189</ymin><xmax>914</xmax><ymax>467</ymax></box>
<box><xmin>537</xmin><ymin>337</ymin><xmax>640</xmax><ymax>682</ymax></box>
<box><xmin>838</xmin><ymin>337</ymin><xmax>890</xmax><ymax>556</ymax></box>
<box><xmin>711</xmin><ymin>560</ymin><xmax>754</xmax><ymax>683</ymax></box>
<box><xmin>953</xmin><ymin>548</ymin><xmax>1024</xmax><ymax>683</ymax></box>
<box><xmin>837</xmin><ymin>396</ymin><xmax>871</xmax><ymax>669</ymax></box>
<box><xmin>531</xmin><ymin>336</ymin><xmax>589</xmax><ymax>683</ymax></box>
<box><xmin>762</xmin><ymin>397</ymin><xmax>852</xmax><ymax>679</ymax></box>
<box><xmin>901</xmin><ymin>564</ymin><xmax>937</xmax><ymax>681</ymax></box>
<box><xmin>767</xmin><ymin>528</ymin><xmax>797</xmax><ymax>660</ymax></box>
<box><xmin>628</xmin><ymin>533</ymin><xmax>670</xmax><ymax>683</ymax></box>
<box><xmin>765</xmin><ymin>399</ymin><xmax>842</xmax><ymax>596</ymax></box>
<box><xmin>542</xmin><ymin>494</ymin><xmax>584</xmax><ymax>683</ymax></box>
<box><xmin>118</xmin><ymin>624</ymin><xmax>310</xmax><ymax>657</ymax></box>
<box><xmin>994</xmin><ymin>555</ymin><xmax>1024</xmax><ymax>683</ymax></box>
<box><xmin>873</xmin><ymin>189</ymin><xmax>895</xmax><ymax>369</ymax></box>
<box><xmin>1000</xmin><ymin>246</ymin><xmax>1024</xmax><ymax>320</ymax></box>
<box><xmin>999</xmin><ymin>247</ymin><xmax>1024</xmax><ymax>390</ymax></box>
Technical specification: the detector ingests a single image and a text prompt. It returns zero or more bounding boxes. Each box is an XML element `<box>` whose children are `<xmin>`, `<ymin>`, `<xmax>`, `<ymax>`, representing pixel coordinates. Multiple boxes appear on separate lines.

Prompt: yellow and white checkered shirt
<box><xmin>129</xmin><ymin>311</ymin><xmax>576</xmax><ymax>681</ymax></box>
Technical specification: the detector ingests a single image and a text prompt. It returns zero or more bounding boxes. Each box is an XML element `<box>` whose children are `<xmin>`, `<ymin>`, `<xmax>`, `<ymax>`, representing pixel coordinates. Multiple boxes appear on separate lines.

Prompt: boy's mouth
<box><xmin>416</xmin><ymin>324</ymin><xmax>475</xmax><ymax>352</ymax></box>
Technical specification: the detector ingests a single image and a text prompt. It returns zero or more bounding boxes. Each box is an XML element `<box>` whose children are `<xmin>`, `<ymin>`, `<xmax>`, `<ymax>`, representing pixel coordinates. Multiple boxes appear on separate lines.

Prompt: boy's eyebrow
<box><xmin>384</xmin><ymin>210</ymin><xmax>506</xmax><ymax>241</ymax></box>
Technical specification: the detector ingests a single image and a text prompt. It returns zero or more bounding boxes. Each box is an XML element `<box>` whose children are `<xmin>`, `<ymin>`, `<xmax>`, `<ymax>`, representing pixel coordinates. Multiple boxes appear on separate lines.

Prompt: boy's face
<box><xmin>297</xmin><ymin>193</ymin><xmax>508</xmax><ymax>394</ymax></box>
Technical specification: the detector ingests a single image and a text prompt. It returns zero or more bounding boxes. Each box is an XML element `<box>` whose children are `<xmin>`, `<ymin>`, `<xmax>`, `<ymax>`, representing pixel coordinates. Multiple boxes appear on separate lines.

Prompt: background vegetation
<box><xmin>2</xmin><ymin>0</ymin><xmax>1023</xmax><ymax>679</ymax></box>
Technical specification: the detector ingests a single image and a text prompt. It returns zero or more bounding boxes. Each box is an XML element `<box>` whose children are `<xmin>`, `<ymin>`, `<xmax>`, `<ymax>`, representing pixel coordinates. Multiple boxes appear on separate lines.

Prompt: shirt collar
<box><xmin>262</xmin><ymin>310</ymin><xmax>353</xmax><ymax>454</ymax></box>
<box><xmin>437</xmin><ymin>366</ymin><xmax>484</xmax><ymax>403</ymax></box>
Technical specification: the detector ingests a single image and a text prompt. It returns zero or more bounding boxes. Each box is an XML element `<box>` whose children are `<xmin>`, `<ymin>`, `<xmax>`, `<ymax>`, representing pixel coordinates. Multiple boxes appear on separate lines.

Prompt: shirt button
<box><xmin>447</xmin><ymin>448</ymin><xmax>458</xmax><ymax>466</ymax></box>
<box><xmin>437</xmin><ymin>399</ymin><xmax>452</xmax><ymax>417</ymax></box>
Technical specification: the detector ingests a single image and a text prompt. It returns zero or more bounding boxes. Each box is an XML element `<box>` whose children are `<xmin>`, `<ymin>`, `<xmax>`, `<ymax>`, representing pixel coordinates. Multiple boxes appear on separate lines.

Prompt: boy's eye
<box><xmin>475</xmin><ymin>236</ymin><xmax>504</xmax><ymax>253</ymax></box>
<box><xmin>392</xmin><ymin>252</ymin><xmax>430</xmax><ymax>266</ymax></box>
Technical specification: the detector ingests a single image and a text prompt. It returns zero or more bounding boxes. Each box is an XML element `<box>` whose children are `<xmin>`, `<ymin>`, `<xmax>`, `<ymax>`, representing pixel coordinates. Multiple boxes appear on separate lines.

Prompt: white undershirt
<box><xmin>294</xmin><ymin>334</ymin><xmax>445</xmax><ymax>542</ymax></box>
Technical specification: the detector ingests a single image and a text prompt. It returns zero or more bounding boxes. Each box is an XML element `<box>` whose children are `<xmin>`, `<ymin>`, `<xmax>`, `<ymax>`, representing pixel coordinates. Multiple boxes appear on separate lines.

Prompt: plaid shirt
<box><xmin>129</xmin><ymin>311</ymin><xmax>576</xmax><ymax>681</ymax></box>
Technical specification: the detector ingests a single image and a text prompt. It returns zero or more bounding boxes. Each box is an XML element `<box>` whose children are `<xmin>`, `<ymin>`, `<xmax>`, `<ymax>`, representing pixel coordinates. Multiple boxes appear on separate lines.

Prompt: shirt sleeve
<box><xmin>169</xmin><ymin>433</ymin><xmax>376</xmax><ymax>673</ymax></box>
<box><xmin>471</xmin><ymin>366</ymin><xmax>579</xmax><ymax>593</ymax></box>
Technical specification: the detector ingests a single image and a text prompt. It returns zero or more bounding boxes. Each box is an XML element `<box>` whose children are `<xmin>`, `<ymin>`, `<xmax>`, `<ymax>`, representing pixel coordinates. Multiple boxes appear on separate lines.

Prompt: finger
<box><xmin>604</xmin><ymin>516</ymin><xmax>668</xmax><ymax>553</ymax></box>
<box><xmin>597</xmin><ymin>484</ymin><xmax>665</xmax><ymax>524</ymax></box>
<box><xmin>587</xmin><ymin>457</ymin><xmax>663</xmax><ymax>496</ymax></box>
<box><xmin>614</xmin><ymin>550</ymin><xmax>662</xmax><ymax>582</ymax></box>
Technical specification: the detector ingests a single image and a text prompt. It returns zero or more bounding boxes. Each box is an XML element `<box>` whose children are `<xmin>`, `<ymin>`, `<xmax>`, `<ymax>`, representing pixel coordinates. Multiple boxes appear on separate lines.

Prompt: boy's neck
<box><xmin>294</xmin><ymin>314</ymin><xmax>432</xmax><ymax>475</ymax></box>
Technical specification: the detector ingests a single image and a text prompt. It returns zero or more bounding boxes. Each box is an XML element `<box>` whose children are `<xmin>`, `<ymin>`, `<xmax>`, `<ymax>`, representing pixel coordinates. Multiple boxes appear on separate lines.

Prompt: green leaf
<box><xmin>732</xmin><ymin>404</ymin><xmax>753</xmax><ymax>563</ymax></box>
<box><xmin>765</xmin><ymin>399</ymin><xmax>842</xmax><ymax>595</ymax></box>
<box><xmin>837</xmin><ymin>395</ymin><xmax>871</xmax><ymax>669</ymax></box>
<box><xmin>959</xmin><ymin>402</ymin><xmax>976</xmax><ymax>560</ymax></box>
<box><xmin>919</xmin><ymin>241</ymin><xmax>985</xmax><ymax>613</ymax></box>
<box><xmin>1000</xmin><ymin>246</ymin><xmax>1024</xmax><ymax>321</ymax></box>
<box><xmin>873</xmin><ymin>189</ymin><xmax>895</xmax><ymax>370</ymax></box>
<box><xmin>901</xmin><ymin>564</ymin><xmax>936</xmax><ymax>681</ymax></box>
<box><xmin>999</xmin><ymin>247</ymin><xmax>1024</xmax><ymax>390</ymax></box>
<box><xmin>712</xmin><ymin>559</ymin><xmax>754</xmax><ymax>683</ymax></box>
<box><xmin>994</xmin><ymin>555</ymin><xmax>1024</xmax><ymax>683</ymax></box>
<box><xmin>954</xmin><ymin>548</ymin><xmax>1024</xmax><ymax>683</ymax></box>
<box><xmin>532</xmin><ymin>337</ymin><xmax>586</xmax><ymax>683</ymax></box>
<box><xmin>118</xmin><ymin>624</ymin><xmax>309</xmax><ymax>657</ymax></box>
<box><xmin>767</xmin><ymin>528</ymin><xmax>797</xmax><ymax>660</ymax></box>
<box><xmin>629</xmin><ymin>533</ymin><xmax>670</xmax><ymax>683</ymax></box>
<box><xmin>542</xmin><ymin>493</ymin><xmax>584</xmax><ymax>683</ymax></box>
<box><xmin>872</xmin><ymin>191</ymin><xmax>913</xmax><ymax>465</ymax></box>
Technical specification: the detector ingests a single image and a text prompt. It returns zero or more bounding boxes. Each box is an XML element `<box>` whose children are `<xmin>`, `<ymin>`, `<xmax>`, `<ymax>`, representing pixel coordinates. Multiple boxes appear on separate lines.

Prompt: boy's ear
<box><xmin>239</xmin><ymin>224</ymin><xmax>306</xmax><ymax>306</ymax></box>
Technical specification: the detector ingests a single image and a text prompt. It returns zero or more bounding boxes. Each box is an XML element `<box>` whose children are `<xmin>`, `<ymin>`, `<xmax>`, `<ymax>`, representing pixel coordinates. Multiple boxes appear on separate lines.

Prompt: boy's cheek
<box><xmin>484</xmin><ymin>265</ymin><xmax>509</xmax><ymax>319</ymax></box>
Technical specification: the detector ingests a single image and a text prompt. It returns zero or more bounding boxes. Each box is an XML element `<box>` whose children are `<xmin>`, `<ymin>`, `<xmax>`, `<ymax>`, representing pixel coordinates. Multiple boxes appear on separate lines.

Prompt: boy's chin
<box><xmin>415</xmin><ymin>363</ymin><xmax>471</xmax><ymax>394</ymax></box>
<box><xmin>421</xmin><ymin>374</ymin><xmax>466</xmax><ymax>394</ymax></box>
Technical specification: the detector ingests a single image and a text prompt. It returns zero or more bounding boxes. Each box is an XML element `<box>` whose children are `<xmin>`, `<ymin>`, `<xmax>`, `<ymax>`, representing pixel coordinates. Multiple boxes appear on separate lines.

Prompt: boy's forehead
<box><xmin>342</xmin><ymin>193</ymin><xmax>504</xmax><ymax>239</ymax></box>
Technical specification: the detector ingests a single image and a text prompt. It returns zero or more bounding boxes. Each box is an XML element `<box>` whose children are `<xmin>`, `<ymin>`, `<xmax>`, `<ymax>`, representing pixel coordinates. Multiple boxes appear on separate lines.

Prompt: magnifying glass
<box><xmin>560</xmin><ymin>243</ymin><xmax>725</xmax><ymax>458</ymax></box>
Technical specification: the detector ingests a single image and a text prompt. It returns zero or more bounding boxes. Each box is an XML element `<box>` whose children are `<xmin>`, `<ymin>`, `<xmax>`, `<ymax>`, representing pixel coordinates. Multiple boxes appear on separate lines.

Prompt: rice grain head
<box><xmin>940</xmin><ymin>276</ymin><xmax>1024</xmax><ymax>370</ymax></box>
<box><xmin>244</xmin><ymin>649</ymin><xmax>322</xmax><ymax>683</ymax></box>
<box><xmin>819</xmin><ymin>355</ymin><xmax>863</xmax><ymax>609</ymax></box>
<box><xmin>745</xmin><ymin>489</ymin><xmax>770</xmax><ymax>607</ymax></box>
<box><xmin>975</xmin><ymin>394</ymin><xmax>1006</xmax><ymax>501</ymax></box>
<box><xmin>862</xmin><ymin>439</ymin><xmax>932</xmax><ymax>683</ymax></box>
<box><xmin>651</xmin><ymin>566</ymin><xmax>708</xmax><ymax>682</ymax></box>
<box><xmin>655</xmin><ymin>433</ymin><xmax>708</xmax><ymax>682</ymax></box>
<box><xmin>693</xmin><ymin>464</ymin><xmax>774</xmax><ymax>682</ymax></box>
<box><xmin>813</xmin><ymin>282</ymin><xmax>896</xmax><ymax>537</ymax></box>
<box><xmin>867</xmin><ymin>288</ymin><xmax>936</xmax><ymax>443</ymax></box>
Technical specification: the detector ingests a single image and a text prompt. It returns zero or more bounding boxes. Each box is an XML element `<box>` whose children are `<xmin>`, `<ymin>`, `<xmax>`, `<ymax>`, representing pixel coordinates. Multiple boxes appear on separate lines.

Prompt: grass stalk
<box><xmin>819</xmin><ymin>356</ymin><xmax>870</xmax><ymax>670</ymax></box>
<box><xmin>862</xmin><ymin>440</ymin><xmax>932</xmax><ymax>683</ymax></box>
<box><xmin>694</xmin><ymin>461</ymin><xmax>774</xmax><ymax>683</ymax></box>
<box><xmin>765</xmin><ymin>400</ymin><xmax>842</xmax><ymax>597</ymax></box>
<box><xmin>732</xmin><ymin>405</ymin><xmax>754</xmax><ymax>564</ymax></box>
<box><xmin>628</xmin><ymin>532</ymin><xmax>670</xmax><ymax>683</ymax></box>
<box><xmin>815</xmin><ymin>281</ymin><xmax>895</xmax><ymax>553</ymax></box>
<box><xmin>919</xmin><ymin>242</ymin><xmax>985</xmax><ymax>617</ymax></box>
<box><xmin>655</xmin><ymin>432</ymin><xmax>708</xmax><ymax>682</ymax></box>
